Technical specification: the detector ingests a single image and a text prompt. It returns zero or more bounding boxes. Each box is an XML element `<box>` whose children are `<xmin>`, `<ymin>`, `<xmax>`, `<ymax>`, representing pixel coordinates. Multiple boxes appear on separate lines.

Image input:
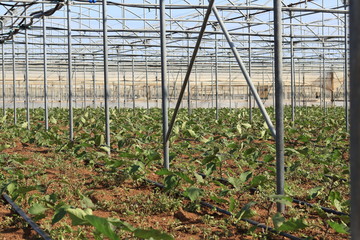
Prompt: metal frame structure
<box><xmin>0</xmin><ymin>0</ymin><xmax>352</xmax><ymax>227</ymax></box>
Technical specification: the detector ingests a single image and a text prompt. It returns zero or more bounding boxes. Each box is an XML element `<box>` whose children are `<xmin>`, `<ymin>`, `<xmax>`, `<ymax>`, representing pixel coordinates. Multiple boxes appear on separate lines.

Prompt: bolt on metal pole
<box><xmin>212</xmin><ymin>5</ymin><xmax>276</xmax><ymax>137</ymax></box>
<box><xmin>160</xmin><ymin>0</ymin><xmax>169</xmax><ymax>169</ymax></box>
<box><xmin>43</xmin><ymin>4</ymin><xmax>49</xmax><ymax>131</ymax></box>
<box><xmin>274</xmin><ymin>0</ymin><xmax>285</xmax><ymax>213</ymax></box>
<box><xmin>344</xmin><ymin>4</ymin><xmax>349</xmax><ymax>131</ymax></box>
<box><xmin>350</xmin><ymin>0</ymin><xmax>360</xmax><ymax>238</ymax></box>
<box><xmin>25</xmin><ymin>12</ymin><xmax>30</xmax><ymax>129</ymax></box>
<box><xmin>11</xmin><ymin>17</ymin><xmax>17</xmax><ymax>125</ymax></box>
<box><xmin>290</xmin><ymin>11</ymin><xmax>295</xmax><ymax>122</ymax></box>
<box><xmin>67</xmin><ymin>0</ymin><xmax>74</xmax><ymax>142</ymax></box>
<box><xmin>103</xmin><ymin>0</ymin><xmax>111</xmax><ymax>151</ymax></box>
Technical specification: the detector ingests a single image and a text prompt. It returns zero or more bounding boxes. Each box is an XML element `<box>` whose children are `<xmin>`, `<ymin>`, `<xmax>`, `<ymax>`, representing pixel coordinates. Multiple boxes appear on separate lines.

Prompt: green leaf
<box><xmin>250</xmin><ymin>175</ymin><xmax>267</xmax><ymax>188</ymax></box>
<box><xmin>175</xmin><ymin>172</ymin><xmax>195</xmax><ymax>184</ymax></box>
<box><xmin>184</xmin><ymin>187</ymin><xmax>202</xmax><ymax>202</ymax></box>
<box><xmin>134</xmin><ymin>229</ymin><xmax>174</xmax><ymax>240</ymax></box>
<box><xmin>52</xmin><ymin>205</ymin><xmax>69</xmax><ymax>225</ymax></box>
<box><xmin>308</xmin><ymin>186</ymin><xmax>322</xmax><ymax>200</ymax></box>
<box><xmin>263</xmin><ymin>154</ymin><xmax>274</xmax><ymax>163</ymax></box>
<box><xmin>95</xmin><ymin>135</ymin><xmax>105</xmax><ymax>146</ymax></box>
<box><xmin>239</xmin><ymin>171</ymin><xmax>253</xmax><ymax>183</ymax></box>
<box><xmin>80</xmin><ymin>194</ymin><xmax>95</xmax><ymax>209</ymax></box>
<box><xmin>235</xmin><ymin>202</ymin><xmax>256</xmax><ymax>220</ymax></box>
<box><xmin>270</xmin><ymin>195</ymin><xmax>293</xmax><ymax>207</ymax></box>
<box><xmin>228</xmin><ymin>177</ymin><xmax>242</xmax><ymax>190</ymax></box>
<box><xmin>187</xmin><ymin>129</ymin><xmax>198</xmax><ymax>138</ymax></box>
<box><xmin>49</xmin><ymin>116</ymin><xmax>57</xmax><ymax>125</ymax></box>
<box><xmin>244</xmin><ymin>148</ymin><xmax>256</xmax><ymax>156</ymax></box>
<box><xmin>229</xmin><ymin>197</ymin><xmax>236</xmax><ymax>213</ymax></box>
<box><xmin>278</xmin><ymin>218</ymin><xmax>308</xmax><ymax>232</ymax></box>
<box><xmin>272</xmin><ymin>212</ymin><xmax>285</xmax><ymax>229</ymax></box>
<box><xmin>204</xmin><ymin>162</ymin><xmax>216</xmax><ymax>176</ymax></box>
<box><xmin>194</xmin><ymin>173</ymin><xmax>204</xmax><ymax>184</ymax></box>
<box><xmin>156</xmin><ymin>168</ymin><xmax>173</xmax><ymax>176</ymax></box>
<box><xmin>147</xmin><ymin>151</ymin><xmax>161</xmax><ymax>161</ymax></box>
<box><xmin>242</xmin><ymin>123</ymin><xmax>252</xmax><ymax>129</ymax></box>
<box><xmin>85</xmin><ymin>215</ymin><xmax>120</xmax><ymax>240</ymax></box>
<box><xmin>109</xmin><ymin>218</ymin><xmax>136</xmax><ymax>232</ymax></box>
<box><xmin>210</xmin><ymin>195</ymin><xmax>229</xmax><ymax>205</ymax></box>
<box><xmin>327</xmin><ymin>220</ymin><xmax>349</xmax><ymax>234</ymax></box>
<box><xmin>29</xmin><ymin>203</ymin><xmax>48</xmax><ymax>215</ymax></box>
<box><xmin>66</xmin><ymin>208</ymin><xmax>93</xmax><ymax>226</ymax></box>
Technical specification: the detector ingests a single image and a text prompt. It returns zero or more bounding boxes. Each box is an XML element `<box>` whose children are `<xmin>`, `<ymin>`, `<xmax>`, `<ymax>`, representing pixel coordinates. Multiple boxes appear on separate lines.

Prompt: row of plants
<box><xmin>0</xmin><ymin>106</ymin><xmax>349</xmax><ymax>239</ymax></box>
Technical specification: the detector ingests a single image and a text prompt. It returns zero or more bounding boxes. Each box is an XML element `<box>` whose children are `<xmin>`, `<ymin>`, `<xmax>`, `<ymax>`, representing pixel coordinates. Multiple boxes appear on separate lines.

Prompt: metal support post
<box><xmin>43</xmin><ymin>4</ymin><xmax>49</xmax><ymax>131</ymax></box>
<box><xmin>132</xmin><ymin>47</ymin><xmax>135</xmax><ymax>110</ymax></box>
<box><xmin>248</xmin><ymin>23</ymin><xmax>252</xmax><ymax>122</ymax></box>
<box><xmin>117</xmin><ymin>61</ymin><xmax>120</xmax><ymax>110</ymax></box>
<box><xmin>290</xmin><ymin>11</ymin><xmax>295</xmax><ymax>122</ymax></box>
<box><xmin>103</xmin><ymin>0</ymin><xmax>111</xmax><ymax>150</ymax></box>
<box><xmin>165</xmin><ymin>0</ymin><xmax>214</xmax><ymax>143</ymax></box>
<box><xmin>160</xmin><ymin>0</ymin><xmax>170</xmax><ymax>169</ymax></box>
<box><xmin>350</xmin><ymin>0</ymin><xmax>360</xmax><ymax>238</ymax></box>
<box><xmin>2</xmin><ymin>26</ymin><xmax>5</xmax><ymax>116</ymax></box>
<box><xmin>11</xmin><ymin>17</ymin><xmax>17</xmax><ymax>125</ymax></box>
<box><xmin>212</xmin><ymin>5</ymin><xmax>276</xmax><ymax>137</ymax></box>
<box><xmin>187</xmin><ymin>34</ymin><xmax>191</xmax><ymax>115</ymax></box>
<box><xmin>228</xmin><ymin>53</ymin><xmax>232</xmax><ymax>109</ymax></box>
<box><xmin>274</xmin><ymin>0</ymin><xmax>285</xmax><ymax>213</ymax></box>
<box><xmin>67</xmin><ymin>0</ymin><xmax>74</xmax><ymax>141</ymax></box>
<box><xmin>25</xmin><ymin>13</ymin><xmax>30</xmax><ymax>129</ymax></box>
<box><xmin>344</xmin><ymin>4</ymin><xmax>349</xmax><ymax>130</ymax></box>
<box><xmin>145</xmin><ymin>54</ymin><xmax>149</xmax><ymax>111</ymax></box>
<box><xmin>83</xmin><ymin>60</ymin><xmax>86</xmax><ymax>108</ymax></box>
<box><xmin>215</xmin><ymin>31</ymin><xmax>219</xmax><ymax>120</ymax></box>
<box><xmin>92</xmin><ymin>55</ymin><xmax>96</xmax><ymax>108</ymax></box>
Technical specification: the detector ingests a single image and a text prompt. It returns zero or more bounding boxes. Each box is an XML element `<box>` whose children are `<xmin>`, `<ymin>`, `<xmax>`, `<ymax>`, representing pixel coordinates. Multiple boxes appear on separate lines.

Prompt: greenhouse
<box><xmin>0</xmin><ymin>0</ymin><xmax>359</xmax><ymax>239</ymax></box>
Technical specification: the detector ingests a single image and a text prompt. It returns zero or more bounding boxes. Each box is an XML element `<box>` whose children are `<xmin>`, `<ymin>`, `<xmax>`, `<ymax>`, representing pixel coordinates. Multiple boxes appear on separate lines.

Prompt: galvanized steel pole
<box><xmin>132</xmin><ymin>47</ymin><xmax>135</xmax><ymax>110</ymax></box>
<box><xmin>43</xmin><ymin>3</ymin><xmax>49</xmax><ymax>131</ymax></box>
<box><xmin>290</xmin><ymin>11</ymin><xmax>295</xmax><ymax>122</ymax></box>
<box><xmin>212</xmin><ymin>6</ymin><xmax>276</xmax><ymax>137</ymax></box>
<box><xmin>25</xmin><ymin>13</ymin><xmax>30</xmax><ymax>129</ymax></box>
<box><xmin>165</xmin><ymin>0</ymin><xmax>214</xmax><ymax>142</ymax></box>
<box><xmin>344</xmin><ymin>4</ymin><xmax>349</xmax><ymax>131</ymax></box>
<box><xmin>92</xmin><ymin>55</ymin><xmax>96</xmax><ymax>108</ymax></box>
<box><xmin>350</xmin><ymin>0</ymin><xmax>360</xmax><ymax>238</ymax></box>
<box><xmin>103</xmin><ymin>0</ymin><xmax>111</xmax><ymax>150</ymax></box>
<box><xmin>248</xmin><ymin>23</ymin><xmax>252</xmax><ymax>122</ymax></box>
<box><xmin>1</xmin><ymin>39</ymin><xmax>4</xmax><ymax>116</ymax></box>
<box><xmin>160</xmin><ymin>0</ymin><xmax>169</xmax><ymax>169</ymax></box>
<box><xmin>67</xmin><ymin>0</ymin><xmax>74</xmax><ymax>142</ymax></box>
<box><xmin>274</xmin><ymin>0</ymin><xmax>285</xmax><ymax>213</ymax></box>
<box><xmin>11</xmin><ymin>17</ymin><xmax>17</xmax><ymax>125</ymax></box>
<box><xmin>215</xmin><ymin>31</ymin><xmax>219</xmax><ymax>120</ymax></box>
<box><xmin>187</xmin><ymin>35</ymin><xmax>191</xmax><ymax>115</ymax></box>
<box><xmin>145</xmin><ymin>54</ymin><xmax>149</xmax><ymax>111</ymax></box>
<box><xmin>117</xmin><ymin>61</ymin><xmax>120</xmax><ymax>110</ymax></box>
